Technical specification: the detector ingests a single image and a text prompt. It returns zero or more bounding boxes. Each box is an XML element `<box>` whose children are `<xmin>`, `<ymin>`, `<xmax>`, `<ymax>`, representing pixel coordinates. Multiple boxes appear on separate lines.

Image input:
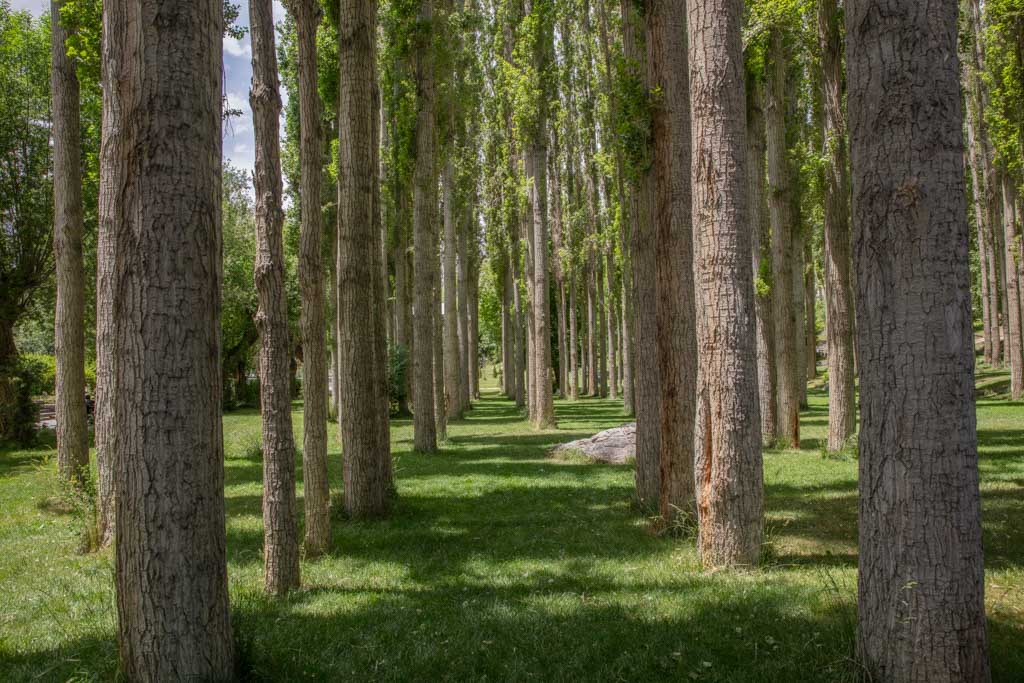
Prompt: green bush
<box><xmin>19</xmin><ymin>353</ymin><xmax>56</xmax><ymax>397</ymax></box>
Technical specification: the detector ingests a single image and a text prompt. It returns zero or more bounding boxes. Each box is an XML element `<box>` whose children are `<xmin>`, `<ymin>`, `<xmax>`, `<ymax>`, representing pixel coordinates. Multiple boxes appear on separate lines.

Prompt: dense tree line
<box><xmin>0</xmin><ymin>0</ymin><xmax>1008</xmax><ymax>677</ymax></box>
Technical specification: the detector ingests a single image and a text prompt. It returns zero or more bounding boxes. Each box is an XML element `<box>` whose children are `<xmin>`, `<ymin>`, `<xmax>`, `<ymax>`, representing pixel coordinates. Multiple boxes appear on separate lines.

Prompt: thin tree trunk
<box><xmin>765</xmin><ymin>28</ymin><xmax>799</xmax><ymax>448</ymax></box>
<box><xmin>570</xmin><ymin>270</ymin><xmax>579</xmax><ymax>398</ymax></box>
<box><xmin>804</xmin><ymin>240</ymin><xmax>816</xmax><ymax>382</ymax></box>
<box><xmin>290</xmin><ymin>0</ymin><xmax>330</xmax><ymax>556</ymax></box>
<box><xmin>1001</xmin><ymin>173</ymin><xmax>1024</xmax><ymax>399</ymax></box>
<box><xmin>412</xmin><ymin>0</ymin><xmax>438</xmax><ymax>451</ymax></box>
<box><xmin>747</xmin><ymin>70</ymin><xmax>776</xmax><ymax>445</ymax></box>
<box><xmin>501</xmin><ymin>259</ymin><xmax>513</xmax><ymax>396</ymax></box>
<box><xmin>605</xmin><ymin>249</ymin><xmax>618</xmax><ymax>399</ymax></box>
<box><xmin>623</xmin><ymin>0</ymin><xmax>660</xmax><ymax>511</ymax></box>
<box><xmin>818</xmin><ymin>0</ymin><xmax>855</xmax><ymax>452</ymax></box>
<box><xmin>848</xmin><ymin>0</ymin><xmax>990</xmax><ymax>677</ymax></box>
<box><xmin>94</xmin><ymin>0</ymin><xmax>125</xmax><ymax>547</ymax></box>
<box><xmin>442</xmin><ymin>160</ymin><xmax>462</xmax><ymax>419</ymax></box>
<box><xmin>650</xmin><ymin>0</ymin><xmax>696</xmax><ymax>522</ymax></box>
<box><xmin>433</xmin><ymin>244</ymin><xmax>447</xmax><ymax>439</ymax></box>
<box><xmin>51</xmin><ymin>0</ymin><xmax>89</xmax><ymax>488</ymax></box>
<box><xmin>251</xmin><ymin>0</ymin><xmax>300</xmax><ymax>595</ymax></box>
<box><xmin>458</xmin><ymin>209</ymin><xmax>471</xmax><ymax>410</ymax></box>
<box><xmin>688</xmin><ymin>0</ymin><xmax>763</xmax><ymax>569</ymax></box>
<box><xmin>112</xmin><ymin>0</ymin><xmax>234</xmax><ymax>672</ymax></box>
<box><xmin>964</xmin><ymin>90</ymin><xmax>992</xmax><ymax>364</ymax></box>
<box><xmin>469</xmin><ymin>257</ymin><xmax>481</xmax><ymax>398</ymax></box>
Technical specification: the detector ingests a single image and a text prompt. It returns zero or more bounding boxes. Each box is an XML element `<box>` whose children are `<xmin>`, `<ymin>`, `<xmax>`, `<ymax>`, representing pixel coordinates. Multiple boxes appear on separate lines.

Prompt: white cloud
<box><xmin>223</xmin><ymin>36</ymin><xmax>252</xmax><ymax>59</ymax></box>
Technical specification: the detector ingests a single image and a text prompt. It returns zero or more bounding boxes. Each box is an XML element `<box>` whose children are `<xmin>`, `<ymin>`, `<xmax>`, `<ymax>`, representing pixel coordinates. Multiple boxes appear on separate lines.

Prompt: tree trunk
<box><xmin>433</xmin><ymin>244</ymin><xmax>447</xmax><ymax>440</ymax></box>
<box><xmin>765</xmin><ymin>28</ymin><xmax>800</xmax><ymax>448</ymax></box>
<box><xmin>623</xmin><ymin>0</ymin><xmax>660</xmax><ymax>512</ymax></box>
<box><xmin>338</xmin><ymin>0</ymin><xmax>393</xmax><ymax>516</ymax></box>
<box><xmin>688</xmin><ymin>0</ymin><xmax>763</xmax><ymax>569</ymax></box>
<box><xmin>412</xmin><ymin>0</ymin><xmax>438</xmax><ymax>451</ymax></box>
<box><xmin>94</xmin><ymin>0</ymin><xmax>125</xmax><ymax>547</ymax></box>
<box><xmin>251</xmin><ymin>0</ymin><xmax>300</xmax><ymax>595</ymax></box>
<box><xmin>442</xmin><ymin>160</ymin><xmax>462</xmax><ymax>419</ymax></box>
<box><xmin>51</xmin><ymin>0</ymin><xmax>89</xmax><ymax>487</ymax></box>
<box><xmin>605</xmin><ymin>250</ymin><xmax>619</xmax><ymax>399</ymax></box>
<box><xmin>528</xmin><ymin>1</ymin><xmax>556</xmax><ymax>428</ymax></box>
<box><xmin>847</xmin><ymin>1</ymin><xmax>990</xmax><ymax>677</ymax></box>
<box><xmin>1001</xmin><ymin>174</ymin><xmax>1024</xmax><ymax>399</ymax></box>
<box><xmin>569</xmin><ymin>271</ymin><xmax>579</xmax><ymax>398</ymax></box>
<box><xmin>501</xmin><ymin>259</ymin><xmax>513</xmax><ymax>396</ymax></box>
<box><xmin>747</xmin><ymin>70</ymin><xmax>777</xmax><ymax>446</ymax></box>
<box><xmin>469</xmin><ymin>258</ymin><xmax>481</xmax><ymax>398</ymax></box>
<box><xmin>803</xmin><ymin>239</ymin><xmax>816</xmax><ymax>382</ymax></box>
<box><xmin>650</xmin><ymin>0</ymin><xmax>696</xmax><ymax>522</ymax></box>
<box><xmin>458</xmin><ymin>209</ymin><xmax>472</xmax><ymax>410</ymax></box>
<box><xmin>818</xmin><ymin>0</ymin><xmax>855</xmax><ymax>451</ymax></box>
<box><xmin>111</xmin><ymin>0</ymin><xmax>234</xmax><ymax>673</ymax></box>
<box><xmin>290</xmin><ymin>0</ymin><xmax>330</xmax><ymax>556</ymax></box>
<box><xmin>964</xmin><ymin>86</ymin><xmax>992</xmax><ymax>364</ymax></box>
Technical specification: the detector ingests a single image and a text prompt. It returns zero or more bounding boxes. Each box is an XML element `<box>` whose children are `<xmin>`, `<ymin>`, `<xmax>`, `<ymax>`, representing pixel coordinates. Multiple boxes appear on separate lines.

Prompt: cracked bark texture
<box><xmin>765</xmin><ymin>28</ymin><xmax>800</xmax><ymax>449</ymax></box>
<box><xmin>688</xmin><ymin>0</ymin><xmax>763</xmax><ymax>569</ymax></box>
<box><xmin>747</xmin><ymin>70</ymin><xmax>776</xmax><ymax>445</ymax></box>
<box><xmin>622</xmin><ymin>0</ymin><xmax>660</xmax><ymax>512</ymax></box>
<box><xmin>847</xmin><ymin>0</ymin><xmax>990</xmax><ymax>679</ymax></box>
<box><xmin>412</xmin><ymin>0</ymin><xmax>438</xmax><ymax>452</ymax></box>
<box><xmin>819</xmin><ymin>0</ymin><xmax>856</xmax><ymax>451</ymax></box>
<box><xmin>251</xmin><ymin>0</ymin><xmax>300</xmax><ymax>594</ymax></box>
<box><xmin>338</xmin><ymin>0</ymin><xmax>392</xmax><ymax>516</ymax></box>
<box><xmin>290</xmin><ymin>0</ymin><xmax>331</xmax><ymax>555</ymax></box>
<box><xmin>111</xmin><ymin>0</ymin><xmax>234</xmax><ymax>674</ymax></box>
<box><xmin>649</xmin><ymin>0</ymin><xmax>696</xmax><ymax>522</ymax></box>
<box><xmin>94</xmin><ymin>0</ymin><xmax>126</xmax><ymax>547</ymax></box>
<box><xmin>1001</xmin><ymin>174</ymin><xmax>1023</xmax><ymax>399</ymax></box>
<box><xmin>51</xmin><ymin>0</ymin><xmax>88</xmax><ymax>487</ymax></box>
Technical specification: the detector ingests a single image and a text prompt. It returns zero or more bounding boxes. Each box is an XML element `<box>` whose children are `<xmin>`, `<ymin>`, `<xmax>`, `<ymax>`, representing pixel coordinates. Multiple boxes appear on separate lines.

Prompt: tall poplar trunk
<box><xmin>1001</xmin><ymin>174</ymin><xmax>1024</xmax><ymax>399</ymax></box>
<box><xmin>747</xmin><ymin>70</ymin><xmax>776</xmax><ymax>445</ymax></box>
<box><xmin>291</xmin><ymin>0</ymin><xmax>330</xmax><ymax>556</ymax></box>
<box><xmin>765</xmin><ymin>28</ymin><xmax>799</xmax><ymax>448</ymax></box>
<box><xmin>570</xmin><ymin>271</ymin><xmax>579</xmax><ymax>398</ymax></box>
<box><xmin>442</xmin><ymin>160</ymin><xmax>462</xmax><ymax>419</ymax></box>
<box><xmin>412</xmin><ymin>0</ymin><xmax>438</xmax><ymax>452</ymax></box>
<box><xmin>528</xmin><ymin>1</ymin><xmax>556</xmax><ymax>428</ymax></box>
<box><xmin>621</xmin><ymin>0</ymin><xmax>660</xmax><ymax>511</ymax></box>
<box><xmin>94</xmin><ymin>0</ymin><xmax>125</xmax><ymax>547</ymax></box>
<box><xmin>688</xmin><ymin>0</ymin><xmax>763</xmax><ymax>569</ymax></box>
<box><xmin>458</xmin><ymin>210</ymin><xmax>472</xmax><ymax>410</ymax></box>
<box><xmin>818</xmin><ymin>0</ymin><xmax>855</xmax><ymax>452</ymax></box>
<box><xmin>501</xmin><ymin>260</ymin><xmax>513</xmax><ymax>396</ymax></box>
<box><xmin>338</xmin><ymin>0</ymin><xmax>393</xmax><ymax>513</ymax></box>
<box><xmin>51</xmin><ymin>0</ymin><xmax>89</xmax><ymax>487</ymax></box>
<box><xmin>803</xmin><ymin>241</ymin><xmax>816</xmax><ymax>382</ymax></box>
<box><xmin>251</xmin><ymin>0</ymin><xmax>300</xmax><ymax>594</ymax></box>
<box><xmin>964</xmin><ymin>86</ymin><xmax>993</xmax><ymax>364</ymax></box>
<box><xmin>650</xmin><ymin>0</ymin><xmax>696</xmax><ymax>522</ymax></box>
<box><xmin>433</xmin><ymin>240</ymin><xmax>447</xmax><ymax>439</ymax></box>
<box><xmin>605</xmin><ymin>249</ymin><xmax>618</xmax><ymax>399</ymax></box>
<box><xmin>469</xmin><ymin>257</ymin><xmax>481</xmax><ymax>398</ymax></box>
<box><xmin>111</xmin><ymin>0</ymin><xmax>234</xmax><ymax>673</ymax></box>
<box><xmin>847</xmin><ymin>1</ymin><xmax>990</xmax><ymax>677</ymax></box>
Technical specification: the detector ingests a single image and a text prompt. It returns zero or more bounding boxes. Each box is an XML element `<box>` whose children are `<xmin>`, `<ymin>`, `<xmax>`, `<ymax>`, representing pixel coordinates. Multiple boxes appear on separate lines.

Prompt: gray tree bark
<box><xmin>622</xmin><ymin>0</ymin><xmax>660</xmax><ymax>512</ymax></box>
<box><xmin>818</xmin><ymin>0</ymin><xmax>856</xmax><ymax>451</ymax></box>
<box><xmin>51</xmin><ymin>0</ymin><xmax>88</xmax><ymax>487</ymax></box>
<box><xmin>94</xmin><ymin>0</ymin><xmax>126</xmax><ymax>547</ymax></box>
<box><xmin>688</xmin><ymin>0</ymin><xmax>763</xmax><ymax>569</ymax></box>
<box><xmin>847</xmin><ymin>0</ymin><xmax>990</xmax><ymax>678</ymax></box>
<box><xmin>251</xmin><ymin>0</ymin><xmax>300</xmax><ymax>595</ymax></box>
<box><xmin>1000</xmin><ymin>174</ymin><xmax>1023</xmax><ymax>399</ymax></box>
<box><xmin>338</xmin><ymin>0</ymin><xmax>393</xmax><ymax>516</ymax></box>
<box><xmin>412</xmin><ymin>0</ymin><xmax>438</xmax><ymax>452</ymax></box>
<box><xmin>765</xmin><ymin>28</ymin><xmax>800</xmax><ymax>448</ymax></box>
<box><xmin>111</xmin><ymin>0</ymin><xmax>234</xmax><ymax>673</ymax></box>
<box><xmin>289</xmin><ymin>0</ymin><xmax>331</xmax><ymax>556</ymax></box>
<box><xmin>442</xmin><ymin>159</ymin><xmax>462</xmax><ymax>419</ymax></box>
<box><xmin>747</xmin><ymin>70</ymin><xmax>776</xmax><ymax>445</ymax></box>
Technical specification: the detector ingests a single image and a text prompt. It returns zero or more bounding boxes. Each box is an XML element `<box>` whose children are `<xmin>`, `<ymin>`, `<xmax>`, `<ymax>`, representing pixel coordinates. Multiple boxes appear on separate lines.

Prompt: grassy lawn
<box><xmin>1</xmin><ymin>370</ymin><xmax>1022</xmax><ymax>681</ymax></box>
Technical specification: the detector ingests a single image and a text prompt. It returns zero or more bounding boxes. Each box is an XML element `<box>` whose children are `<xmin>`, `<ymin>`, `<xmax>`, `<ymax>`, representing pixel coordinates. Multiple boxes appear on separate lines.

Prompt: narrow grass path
<box><xmin>0</xmin><ymin>379</ymin><xmax>1022</xmax><ymax>680</ymax></box>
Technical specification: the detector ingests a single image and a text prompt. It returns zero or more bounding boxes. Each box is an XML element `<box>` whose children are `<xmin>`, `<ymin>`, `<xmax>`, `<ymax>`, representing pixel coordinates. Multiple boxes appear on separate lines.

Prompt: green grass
<box><xmin>1</xmin><ymin>370</ymin><xmax>1022</xmax><ymax>681</ymax></box>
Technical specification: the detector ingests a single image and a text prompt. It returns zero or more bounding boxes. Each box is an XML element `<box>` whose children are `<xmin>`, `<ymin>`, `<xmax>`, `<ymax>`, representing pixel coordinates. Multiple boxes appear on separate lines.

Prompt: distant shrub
<box><xmin>19</xmin><ymin>353</ymin><xmax>56</xmax><ymax>397</ymax></box>
<box><xmin>387</xmin><ymin>344</ymin><xmax>409</xmax><ymax>412</ymax></box>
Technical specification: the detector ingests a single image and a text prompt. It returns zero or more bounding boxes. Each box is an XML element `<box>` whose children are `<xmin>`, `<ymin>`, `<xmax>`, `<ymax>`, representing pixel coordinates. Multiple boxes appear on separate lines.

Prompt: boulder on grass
<box><xmin>551</xmin><ymin>423</ymin><xmax>636</xmax><ymax>464</ymax></box>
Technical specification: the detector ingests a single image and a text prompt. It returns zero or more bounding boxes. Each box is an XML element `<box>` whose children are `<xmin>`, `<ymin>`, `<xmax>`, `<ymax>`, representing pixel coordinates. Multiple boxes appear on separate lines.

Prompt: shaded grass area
<box><xmin>1</xmin><ymin>375</ymin><xmax>1022</xmax><ymax>681</ymax></box>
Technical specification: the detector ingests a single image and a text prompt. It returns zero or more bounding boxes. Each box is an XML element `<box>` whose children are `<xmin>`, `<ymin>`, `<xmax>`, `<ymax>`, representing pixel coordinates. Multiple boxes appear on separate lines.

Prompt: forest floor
<box><xmin>1</xmin><ymin>368</ymin><xmax>1022</xmax><ymax>681</ymax></box>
